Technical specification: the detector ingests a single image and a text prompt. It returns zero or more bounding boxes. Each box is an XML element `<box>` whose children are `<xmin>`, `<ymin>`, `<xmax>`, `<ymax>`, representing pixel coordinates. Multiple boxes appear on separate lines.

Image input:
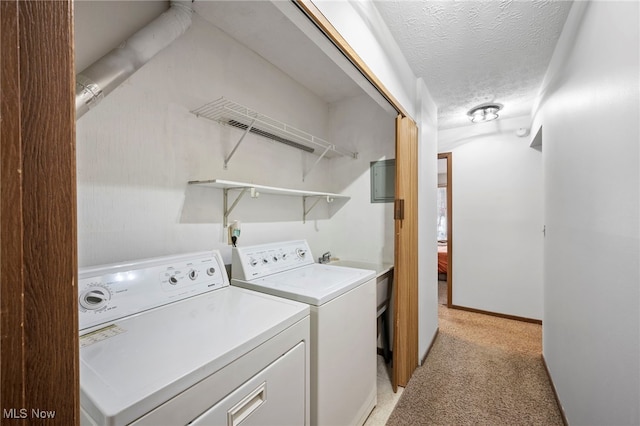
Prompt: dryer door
<box><xmin>191</xmin><ymin>342</ymin><xmax>305</xmax><ymax>426</ymax></box>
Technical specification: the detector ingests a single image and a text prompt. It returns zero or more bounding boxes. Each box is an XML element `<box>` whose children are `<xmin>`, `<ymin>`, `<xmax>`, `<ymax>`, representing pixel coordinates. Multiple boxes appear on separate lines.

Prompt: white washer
<box><xmin>231</xmin><ymin>240</ymin><xmax>377</xmax><ymax>426</ymax></box>
<box><xmin>78</xmin><ymin>250</ymin><xmax>310</xmax><ymax>426</ymax></box>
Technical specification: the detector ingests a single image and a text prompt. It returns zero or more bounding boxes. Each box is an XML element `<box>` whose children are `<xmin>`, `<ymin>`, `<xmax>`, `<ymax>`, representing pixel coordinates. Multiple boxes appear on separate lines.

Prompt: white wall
<box><xmin>76</xmin><ymin>13</ymin><xmax>393</xmax><ymax>267</ymax></box>
<box><xmin>327</xmin><ymin>95</ymin><xmax>396</xmax><ymax>264</ymax></box>
<box><xmin>417</xmin><ymin>79</ymin><xmax>439</xmax><ymax>359</ymax></box>
<box><xmin>532</xmin><ymin>2</ymin><xmax>639</xmax><ymax>424</ymax></box>
<box><xmin>439</xmin><ymin>116</ymin><xmax>544</xmax><ymax>320</ymax></box>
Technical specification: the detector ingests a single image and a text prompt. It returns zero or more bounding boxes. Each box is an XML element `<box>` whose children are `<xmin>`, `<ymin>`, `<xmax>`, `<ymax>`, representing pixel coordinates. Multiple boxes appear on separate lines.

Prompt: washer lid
<box><xmin>80</xmin><ymin>286</ymin><xmax>309</xmax><ymax>426</ymax></box>
<box><xmin>232</xmin><ymin>264</ymin><xmax>375</xmax><ymax>305</ymax></box>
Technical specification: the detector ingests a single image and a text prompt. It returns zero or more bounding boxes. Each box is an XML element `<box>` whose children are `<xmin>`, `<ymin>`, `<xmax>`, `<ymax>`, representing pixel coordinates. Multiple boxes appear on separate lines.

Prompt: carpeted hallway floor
<box><xmin>386</xmin><ymin>282</ymin><xmax>564</xmax><ymax>425</ymax></box>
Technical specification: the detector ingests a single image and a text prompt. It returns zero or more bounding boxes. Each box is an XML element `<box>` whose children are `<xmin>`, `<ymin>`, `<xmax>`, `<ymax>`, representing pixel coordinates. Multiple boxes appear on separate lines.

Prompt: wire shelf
<box><xmin>190</xmin><ymin>97</ymin><xmax>358</xmax><ymax>160</ymax></box>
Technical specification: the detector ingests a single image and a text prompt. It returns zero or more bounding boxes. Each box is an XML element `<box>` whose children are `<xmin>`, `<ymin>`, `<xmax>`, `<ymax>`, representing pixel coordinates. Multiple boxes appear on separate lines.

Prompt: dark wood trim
<box><xmin>437</xmin><ymin>153</ymin><xmax>453</xmax><ymax>308</ymax></box>
<box><xmin>449</xmin><ymin>304</ymin><xmax>542</xmax><ymax>325</ymax></box>
<box><xmin>293</xmin><ymin>0</ymin><xmax>412</xmax><ymax>120</ymax></box>
<box><xmin>420</xmin><ymin>328</ymin><xmax>439</xmax><ymax>365</ymax></box>
<box><xmin>541</xmin><ymin>355</ymin><xmax>569</xmax><ymax>426</ymax></box>
<box><xmin>1</xmin><ymin>0</ymin><xmax>27</xmax><ymax>413</ymax></box>
<box><xmin>1</xmin><ymin>1</ymin><xmax>79</xmax><ymax>423</ymax></box>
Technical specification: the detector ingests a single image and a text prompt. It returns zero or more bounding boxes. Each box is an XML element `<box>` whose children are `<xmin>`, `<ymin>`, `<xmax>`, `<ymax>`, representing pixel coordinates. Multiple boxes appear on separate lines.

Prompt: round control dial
<box><xmin>79</xmin><ymin>287</ymin><xmax>110</xmax><ymax>311</ymax></box>
<box><xmin>296</xmin><ymin>248</ymin><xmax>307</xmax><ymax>258</ymax></box>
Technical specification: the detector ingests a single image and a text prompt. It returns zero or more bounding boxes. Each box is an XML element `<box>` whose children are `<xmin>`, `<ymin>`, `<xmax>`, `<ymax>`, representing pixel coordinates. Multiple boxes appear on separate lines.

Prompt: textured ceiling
<box><xmin>374</xmin><ymin>0</ymin><xmax>573</xmax><ymax>129</ymax></box>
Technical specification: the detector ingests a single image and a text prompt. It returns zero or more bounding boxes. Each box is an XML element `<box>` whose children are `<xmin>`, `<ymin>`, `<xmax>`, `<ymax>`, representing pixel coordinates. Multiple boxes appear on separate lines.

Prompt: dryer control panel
<box><xmin>78</xmin><ymin>251</ymin><xmax>228</xmax><ymax>332</ymax></box>
<box><xmin>232</xmin><ymin>240</ymin><xmax>314</xmax><ymax>280</ymax></box>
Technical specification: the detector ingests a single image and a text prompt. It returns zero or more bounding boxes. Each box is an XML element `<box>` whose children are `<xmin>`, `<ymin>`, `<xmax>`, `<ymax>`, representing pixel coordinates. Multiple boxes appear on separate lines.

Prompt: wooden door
<box><xmin>1</xmin><ymin>1</ymin><xmax>79</xmax><ymax>423</ymax></box>
<box><xmin>392</xmin><ymin>115</ymin><xmax>419</xmax><ymax>390</ymax></box>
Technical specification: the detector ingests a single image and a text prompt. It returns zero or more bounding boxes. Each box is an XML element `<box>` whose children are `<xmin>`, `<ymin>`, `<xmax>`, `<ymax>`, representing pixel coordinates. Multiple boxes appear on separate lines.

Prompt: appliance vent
<box><xmin>227</xmin><ymin>120</ymin><xmax>315</xmax><ymax>153</ymax></box>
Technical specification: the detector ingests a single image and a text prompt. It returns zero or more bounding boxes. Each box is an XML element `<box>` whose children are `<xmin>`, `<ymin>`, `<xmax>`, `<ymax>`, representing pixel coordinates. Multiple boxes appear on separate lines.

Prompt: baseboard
<box><xmin>420</xmin><ymin>327</ymin><xmax>439</xmax><ymax>365</ymax></box>
<box><xmin>541</xmin><ymin>354</ymin><xmax>569</xmax><ymax>426</ymax></box>
<box><xmin>449</xmin><ymin>304</ymin><xmax>542</xmax><ymax>324</ymax></box>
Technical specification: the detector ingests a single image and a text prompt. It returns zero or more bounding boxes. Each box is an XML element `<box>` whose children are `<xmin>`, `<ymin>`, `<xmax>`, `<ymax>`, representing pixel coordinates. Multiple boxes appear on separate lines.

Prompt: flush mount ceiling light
<box><xmin>467</xmin><ymin>103</ymin><xmax>503</xmax><ymax>123</ymax></box>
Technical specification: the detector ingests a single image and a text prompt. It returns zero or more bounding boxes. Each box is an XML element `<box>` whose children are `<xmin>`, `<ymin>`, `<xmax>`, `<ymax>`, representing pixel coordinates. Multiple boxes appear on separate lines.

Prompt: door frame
<box><xmin>293</xmin><ymin>1</ymin><xmax>411</xmax><ymax>120</ymax></box>
<box><xmin>438</xmin><ymin>153</ymin><xmax>453</xmax><ymax>307</ymax></box>
<box><xmin>294</xmin><ymin>0</ymin><xmax>420</xmax><ymax>390</ymax></box>
<box><xmin>1</xmin><ymin>1</ymin><xmax>79</xmax><ymax>422</ymax></box>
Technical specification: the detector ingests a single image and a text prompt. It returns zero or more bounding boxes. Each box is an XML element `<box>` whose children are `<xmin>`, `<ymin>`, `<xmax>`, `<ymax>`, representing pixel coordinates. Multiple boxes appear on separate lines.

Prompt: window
<box><xmin>437</xmin><ymin>187</ymin><xmax>447</xmax><ymax>241</ymax></box>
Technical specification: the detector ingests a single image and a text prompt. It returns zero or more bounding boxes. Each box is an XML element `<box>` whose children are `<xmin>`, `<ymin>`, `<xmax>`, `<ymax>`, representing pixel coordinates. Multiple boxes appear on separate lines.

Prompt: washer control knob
<box><xmin>79</xmin><ymin>288</ymin><xmax>109</xmax><ymax>310</ymax></box>
<box><xmin>273</xmin><ymin>256</ymin><xmax>278</xmax><ymax>262</ymax></box>
<box><xmin>206</xmin><ymin>267</ymin><xmax>216</xmax><ymax>276</ymax></box>
<box><xmin>296</xmin><ymin>249</ymin><xmax>306</xmax><ymax>258</ymax></box>
<box><xmin>169</xmin><ymin>275</ymin><xmax>179</xmax><ymax>285</ymax></box>
<box><xmin>249</xmin><ymin>258</ymin><xmax>258</xmax><ymax>267</ymax></box>
<box><xmin>262</xmin><ymin>258</ymin><xmax>269</xmax><ymax>264</ymax></box>
<box><xmin>188</xmin><ymin>270</ymin><xmax>198</xmax><ymax>280</ymax></box>
<box><xmin>282</xmin><ymin>253</ymin><xmax>287</xmax><ymax>259</ymax></box>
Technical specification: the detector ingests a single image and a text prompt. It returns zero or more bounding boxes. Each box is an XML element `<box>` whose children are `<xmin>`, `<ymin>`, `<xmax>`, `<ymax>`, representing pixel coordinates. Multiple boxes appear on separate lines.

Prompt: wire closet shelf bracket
<box><xmin>190</xmin><ymin>97</ymin><xmax>358</xmax><ymax>181</ymax></box>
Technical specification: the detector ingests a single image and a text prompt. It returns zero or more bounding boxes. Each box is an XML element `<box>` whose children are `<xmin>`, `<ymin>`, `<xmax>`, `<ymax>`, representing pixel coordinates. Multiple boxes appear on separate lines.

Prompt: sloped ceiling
<box><xmin>74</xmin><ymin>0</ymin><xmax>369</xmax><ymax>106</ymax></box>
<box><xmin>193</xmin><ymin>0</ymin><xmax>367</xmax><ymax>104</ymax></box>
<box><xmin>74</xmin><ymin>1</ymin><xmax>167</xmax><ymax>73</ymax></box>
<box><xmin>75</xmin><ymin>1</ymin><xmax>573</xmax><ymax>131</ymax></box>
<box><xmin>374</xmin><ymin>0</ymin><xmax>573</xmax><ymax>129</ymax></box>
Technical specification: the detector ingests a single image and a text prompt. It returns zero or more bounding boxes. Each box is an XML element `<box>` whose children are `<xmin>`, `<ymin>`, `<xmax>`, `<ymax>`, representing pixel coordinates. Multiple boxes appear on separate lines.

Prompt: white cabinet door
<box><xmin>191</xmin><ymin>342</ymin><xmax>305</xmax><ymax>426</ymax></box>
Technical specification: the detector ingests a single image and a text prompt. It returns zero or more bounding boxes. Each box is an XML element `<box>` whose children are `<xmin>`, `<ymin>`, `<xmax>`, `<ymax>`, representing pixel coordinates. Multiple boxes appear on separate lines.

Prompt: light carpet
<box><xmin>386</xmin><ymin>304</ymin><xmax>563</xmax><ymax>425</ymax></box>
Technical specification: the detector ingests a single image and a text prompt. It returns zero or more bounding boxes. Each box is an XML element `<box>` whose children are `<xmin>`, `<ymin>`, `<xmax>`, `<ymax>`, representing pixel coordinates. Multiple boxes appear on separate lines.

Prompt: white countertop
<box><xmin>328</xmin><ymin>260</ymin><xmax>393</xmax><ymax>278</ymax></box>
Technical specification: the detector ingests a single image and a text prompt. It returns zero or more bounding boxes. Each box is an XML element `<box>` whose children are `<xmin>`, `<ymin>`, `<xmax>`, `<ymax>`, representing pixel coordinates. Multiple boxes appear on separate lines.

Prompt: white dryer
<box><xmin>78</xmin><ymin>250</ymin><xmax>310</xmax><ymax>425</ymax></box>
<box><xmin>231</xmin><ymin>240</ymin><xmax>377</xmax><ymax>426</ymax></box>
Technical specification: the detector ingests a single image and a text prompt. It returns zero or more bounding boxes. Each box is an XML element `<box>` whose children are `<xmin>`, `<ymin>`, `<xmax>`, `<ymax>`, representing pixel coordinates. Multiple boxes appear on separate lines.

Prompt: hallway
<box><xmin>385</xmin><ymin>283</ymin><xmax>563</xmax><ymax>425</ymax></box>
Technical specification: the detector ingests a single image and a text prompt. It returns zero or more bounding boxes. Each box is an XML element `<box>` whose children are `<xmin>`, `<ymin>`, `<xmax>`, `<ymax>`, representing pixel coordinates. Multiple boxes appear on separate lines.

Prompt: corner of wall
<box><xmin>530</xmin><ymin>1</ymin><xmax>589</xmax><ymax>124</ymax></box>
<box><xmin>417</xmin><ymin>77</ymin><xmax>439</xmax><ymax>358</ymax></box>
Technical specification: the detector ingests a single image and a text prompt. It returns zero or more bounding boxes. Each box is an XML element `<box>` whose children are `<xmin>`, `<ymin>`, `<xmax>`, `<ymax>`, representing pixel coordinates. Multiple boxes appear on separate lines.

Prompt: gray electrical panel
<box><xmin>370</xmin><ymin>159</ymin><xmax>395</xmax><ymax>203</ymax></box>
